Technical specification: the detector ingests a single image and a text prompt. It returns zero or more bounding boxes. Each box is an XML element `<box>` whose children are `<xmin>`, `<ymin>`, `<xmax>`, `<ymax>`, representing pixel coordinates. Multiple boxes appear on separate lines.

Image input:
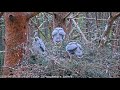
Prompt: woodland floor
<box><xmin>0</xmin><ymin>40</ymin><xmax>119</xmax><ymax>78</ymax></box>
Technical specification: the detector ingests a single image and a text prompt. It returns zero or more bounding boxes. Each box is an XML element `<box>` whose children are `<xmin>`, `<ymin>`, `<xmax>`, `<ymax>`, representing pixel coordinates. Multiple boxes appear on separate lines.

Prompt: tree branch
<box><xmin>0</xmin><ymin>12</ymin><xmax>4</xmax><ymax>18</ymax></box>
<box><xmin>67</xmin><ymin>12</ymin><xmax>80</xmax><ymax>19</ymax></box>
<box><xmin>71</xmin><ymin>18</ymin><xmax>91</xmax><ymax>44</ymax></box>
<box><xmin>64</xmin><ymin>12</ymin><xmax>72</xmax><ymax>19</ymax></box>
<box><xmin>46</xmin><ymin>12</ymin><xmax>54</xmax><ymax>15</ymax></box>
<box><xmin>26</xmin><ymin>12</ymin><xmax>40</xmax><ymax>20</ymax></box>
<box><xmin>98</xmin><ymin>13</ymin><xmax>120</xmax><ymax>48</ymax></box>
<box><xmin>53</xmin><ymin>12</ymin><xmax>71</xmax><ymax>19</ymax></box>
<box><xmin>30</xmin><ymin>19</ymin><xmax>47</xmax><ymax>39</ymax></box>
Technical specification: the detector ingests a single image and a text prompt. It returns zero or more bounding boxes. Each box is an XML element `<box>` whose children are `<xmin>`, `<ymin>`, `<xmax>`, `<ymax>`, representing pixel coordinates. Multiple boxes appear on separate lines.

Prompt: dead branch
<box><xmin>71</xmin><ymin>18</ymin><xmax>91</xmax><ymax>44</ymax></box>
<box><xmin>98</xmin><ymin>13</ymin><xmax>120</xmax><ymax>48</ymax></box>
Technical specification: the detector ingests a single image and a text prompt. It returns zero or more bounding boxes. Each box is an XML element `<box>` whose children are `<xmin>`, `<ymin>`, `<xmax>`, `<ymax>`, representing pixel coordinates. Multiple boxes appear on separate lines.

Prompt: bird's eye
<box><xmin>35</xmin><ymin>38</ymin><xmax>37</xmax><ymax>41</ymax></box>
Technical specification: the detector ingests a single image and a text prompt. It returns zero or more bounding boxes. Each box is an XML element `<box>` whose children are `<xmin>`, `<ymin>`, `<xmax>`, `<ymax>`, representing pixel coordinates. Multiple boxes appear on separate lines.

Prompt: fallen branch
<box><xmin>98</xmin><ymin>13</ymin><xmax>120</xmax><ymax>48</ymax></box>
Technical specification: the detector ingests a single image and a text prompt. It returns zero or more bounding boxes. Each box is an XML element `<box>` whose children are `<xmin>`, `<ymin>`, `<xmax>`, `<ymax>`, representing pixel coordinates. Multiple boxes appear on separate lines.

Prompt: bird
<box><xmin>66</xmin><ymin>42</ymin><xmax>83</xmax><ymax>62</ymax></box>
<box><xmin>52</xmin><ymin>27</ymin><xmax>66</xmax><ymax>45</ymax></box>
<box><xmin>31</xmin><ymin>31</ymin><xmax>46</xmax><ymax>57</ymax></box>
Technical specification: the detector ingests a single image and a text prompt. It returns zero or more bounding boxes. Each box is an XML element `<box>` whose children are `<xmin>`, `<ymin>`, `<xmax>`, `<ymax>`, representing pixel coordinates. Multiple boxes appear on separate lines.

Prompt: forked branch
<box><xmin>98</xmin><ymin>13</ymin><xmax>120</xmax><ymax>48</ymax></box>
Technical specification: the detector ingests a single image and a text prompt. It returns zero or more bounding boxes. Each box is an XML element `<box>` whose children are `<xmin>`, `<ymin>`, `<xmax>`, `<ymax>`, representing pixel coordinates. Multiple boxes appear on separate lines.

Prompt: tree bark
<box><xmin>98</xmin><ymin>13</ymin><xmax>120</xmax><ymax>48</ymax></box>
<box><xmin>0</xmin><ymin>12</ymin><xmax>4</xmax><ymax>18</ymax></box>
<box><xmin>53</xmin><ymin>12</ymin><xmax>70</xmax><ymax>34</ymax></box>
<box><xmin>3</xmin><ymin>12</ymin><xmax>39</xmax><ymax>76</ymax></box>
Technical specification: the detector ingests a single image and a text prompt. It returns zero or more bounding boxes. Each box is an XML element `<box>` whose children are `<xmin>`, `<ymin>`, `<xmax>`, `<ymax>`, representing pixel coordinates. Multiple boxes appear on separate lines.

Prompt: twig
<box><xmin>71</xmin><ymin>18</ymin><xmax>91</xmax><ymax>44</ymax></box>
<box><xmin>72</xmin><ymin>12</ymin><xmax>80</xmax><ymax>19</ymax></box>
<box><xmin>64</xmin><ymin>12</ymin><xmax>72</xmax><ymax>19</ymax></box>
<box><xmin>67</xmin><ymin>12</ymin><xmax>80</xmax><ymax>19</ymax></box>
<box><xmin>30</xmin><ymin>19</ymin><xmax>47</xmax><ymax>39</ymax></box>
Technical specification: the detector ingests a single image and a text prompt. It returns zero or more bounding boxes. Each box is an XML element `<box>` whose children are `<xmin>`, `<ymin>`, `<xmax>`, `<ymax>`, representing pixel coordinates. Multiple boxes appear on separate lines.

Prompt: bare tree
<box><xmin>98</xmin><ymin>12</ymin><xmax>120</xmax><ymax>48</ymax></box>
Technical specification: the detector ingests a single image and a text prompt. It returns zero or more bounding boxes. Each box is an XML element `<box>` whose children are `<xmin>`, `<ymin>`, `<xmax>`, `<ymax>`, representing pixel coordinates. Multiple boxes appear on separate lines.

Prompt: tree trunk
<box><xmin>53</xmin><ymin>12</ymin><xmax>69</xmax><ymax>34</ymax></box>
<box><xmin>98</xmin><ymin>13</ymin><xmax>120</xmax><ymax>48</ymax></box>
<box><xmin>3</xmin><ymin>12</ymin><xmax>39</xmax><ymax>76</ymax></box>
